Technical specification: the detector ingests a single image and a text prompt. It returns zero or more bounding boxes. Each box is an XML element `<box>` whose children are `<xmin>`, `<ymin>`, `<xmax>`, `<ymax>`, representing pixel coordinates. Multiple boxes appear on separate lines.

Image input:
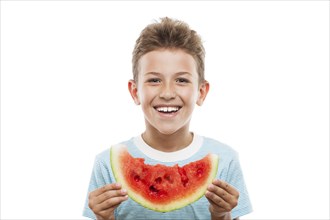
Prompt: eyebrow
<box><xmin>144</xmin><ymin>71</ymin><xmax>192</xmax><ymax>76</ymax></box>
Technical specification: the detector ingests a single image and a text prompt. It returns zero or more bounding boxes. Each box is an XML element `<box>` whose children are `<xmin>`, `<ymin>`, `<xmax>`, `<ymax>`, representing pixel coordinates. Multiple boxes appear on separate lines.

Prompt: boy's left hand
<box><xmin>205</xmin><ymin>179</ymin><xmax>239</xmax><ymax>218</ymax></box>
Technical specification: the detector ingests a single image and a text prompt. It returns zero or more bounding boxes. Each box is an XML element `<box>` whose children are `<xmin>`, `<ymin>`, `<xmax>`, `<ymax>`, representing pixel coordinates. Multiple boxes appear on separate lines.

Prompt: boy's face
<box><xmin>129</xmin><ymin>49</ymin><xmax>209</xmax><ymax>136</ymax></box>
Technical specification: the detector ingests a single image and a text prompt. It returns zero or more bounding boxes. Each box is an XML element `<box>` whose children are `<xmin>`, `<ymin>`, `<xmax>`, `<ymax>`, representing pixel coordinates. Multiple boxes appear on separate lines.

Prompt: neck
<box><xmin>142</xmin><ymin>129</ymin><xmax>193</xmax><ymax>152</ymax></box>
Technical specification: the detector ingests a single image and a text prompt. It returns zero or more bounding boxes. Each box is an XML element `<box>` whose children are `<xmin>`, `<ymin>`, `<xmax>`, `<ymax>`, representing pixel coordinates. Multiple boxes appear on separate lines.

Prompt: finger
<box><xmin>97</xmin><ymin>194</ymin><xmax>129</xmax><ymax>212</ymax></box>
<box><xmin>89</xmin><ymin>183</ymin><xmax>122</xmax><ymax>198</ymax></box>
<box><xmin>206</xmin><ymin>195</ymin><xmax>226</xmax><ymax>213</ymax></box>
<box><xmin>94</xmin><ymin>188</ymin><xmax>128</xmax><ymax>205</ymax></box>
<box><xmin>207</xmin><ymin>183</ymin><xmax>230</xmax><ymax>201</ymax></box>
<box><xmin>206</xmin><ymin>192</ymin><xmax>225</xmax><ymax>210</ymax></box>
<box><xmin>207</xmin><ymin>183</ymin><xmax>239</xmax><ymax>208</ymax></box>
<box><xmin>205</xmin><ymin>190</ymin><xmax>232</xmax><ymax>212</ymax></box>
<box><xmin>212</xmin><ymin>180</ymin><xmax>239</xmax><ymax>198</ymax></box>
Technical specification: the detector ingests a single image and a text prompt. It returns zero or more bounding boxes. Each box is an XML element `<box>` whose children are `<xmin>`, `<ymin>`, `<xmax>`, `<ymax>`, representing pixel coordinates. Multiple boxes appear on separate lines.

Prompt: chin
<box><xmin>157</xmin><ymin>130</ymin><xmax>178</xmax><ymax>136</ymax></box>
<box><xmin>155</xmin><ymin>126</ymin><xmax>181</xmax><ymax>136</ymax></box>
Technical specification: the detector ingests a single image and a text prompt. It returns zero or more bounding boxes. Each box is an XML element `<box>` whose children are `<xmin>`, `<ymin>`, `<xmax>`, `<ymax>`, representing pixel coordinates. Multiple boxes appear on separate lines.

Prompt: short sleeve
<box><xmin>227</xmin><ymin>153</ymin><xmax>253</xmax><ymax>219</ymax></box>
<box><xmin>82</xmin><ymin>152</ymin><xmax>113</xmax><ymax>219</ymax></box>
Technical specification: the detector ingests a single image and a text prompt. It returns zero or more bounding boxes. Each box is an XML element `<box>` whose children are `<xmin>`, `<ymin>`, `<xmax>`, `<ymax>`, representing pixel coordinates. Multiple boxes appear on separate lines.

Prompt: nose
<box><xmin>159</xmin><ymin>83</ymin><xmax>176</xmax><ymax>100</ymax></box>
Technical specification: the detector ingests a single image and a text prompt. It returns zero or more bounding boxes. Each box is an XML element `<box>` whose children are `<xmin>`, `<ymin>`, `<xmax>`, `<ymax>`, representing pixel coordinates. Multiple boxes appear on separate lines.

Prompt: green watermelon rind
<box><xmin>110</xmin><ymin>144</ymin><xmax>219</xmax><ymax>213</ymax></box>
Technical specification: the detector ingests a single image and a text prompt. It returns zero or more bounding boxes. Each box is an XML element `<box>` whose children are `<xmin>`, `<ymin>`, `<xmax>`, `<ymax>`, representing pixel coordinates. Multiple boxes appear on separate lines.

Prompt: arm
<box><xmin>88</xmin><ymin>183</ymin><xmax>128</xmax><ymax>220</ymax></box>
<box><xmin>206</xmin><ymin>179</ymin><xmax>239</xmax><ymax>220</ymax></box>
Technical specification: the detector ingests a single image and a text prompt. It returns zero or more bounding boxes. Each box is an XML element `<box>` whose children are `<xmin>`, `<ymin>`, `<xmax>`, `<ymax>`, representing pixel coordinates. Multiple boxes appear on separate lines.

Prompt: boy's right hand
<box><xmin>88</xmin><ymin>183</ymin><xmax>128</xmax><ymax>220</ymax></box>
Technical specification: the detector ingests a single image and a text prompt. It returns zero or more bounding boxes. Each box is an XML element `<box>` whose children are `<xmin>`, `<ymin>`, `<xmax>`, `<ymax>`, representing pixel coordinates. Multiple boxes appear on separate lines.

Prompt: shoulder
<box><xmin>201</xmin><ymin>135</ymin><xmax>239</xmax><ymax>158</ymax></box>
<box><xmin>94</xmin><ymin>137</ymin><xmax>135</xmax><ymax>163</ymax></box>
<box><xmin>95</xmin><ymin>147</ymin><xmax>110</xmax><ymax>163</ymax></box>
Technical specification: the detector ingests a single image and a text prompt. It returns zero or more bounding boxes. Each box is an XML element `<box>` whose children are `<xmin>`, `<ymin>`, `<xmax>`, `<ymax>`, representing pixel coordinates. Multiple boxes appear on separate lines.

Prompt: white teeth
<box><xmin>156</xmin><ymin>107</ymin><xmax>179</xmax><ymax>113</ymax></box>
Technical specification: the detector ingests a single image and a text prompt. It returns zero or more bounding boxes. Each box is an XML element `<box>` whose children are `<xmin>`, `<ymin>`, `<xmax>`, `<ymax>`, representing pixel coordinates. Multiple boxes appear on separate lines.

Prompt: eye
<box><xmin>147</xmin><ymin>78</ymin><xmax>161</xmax><ymax>83</ymax></box>
<box><xmin>176</xmin><ymin>78</ymin><xmax>189</xmax><ymax>83</ymax></box>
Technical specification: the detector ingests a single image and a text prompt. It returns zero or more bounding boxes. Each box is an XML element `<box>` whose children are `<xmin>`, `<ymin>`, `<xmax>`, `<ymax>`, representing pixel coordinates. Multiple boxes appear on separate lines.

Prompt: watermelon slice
<box><xmin>110</xmin><ymin>144</ymin><xmax>219</xmax><ymax>212</ymax></box>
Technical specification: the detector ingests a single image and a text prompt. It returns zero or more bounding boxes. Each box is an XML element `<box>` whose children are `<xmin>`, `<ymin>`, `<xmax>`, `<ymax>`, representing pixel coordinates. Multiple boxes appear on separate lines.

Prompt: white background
<box><xmin>1</xmin><ymin>1</ymin><xmax>329</xmax><ymax>219</ymax></box>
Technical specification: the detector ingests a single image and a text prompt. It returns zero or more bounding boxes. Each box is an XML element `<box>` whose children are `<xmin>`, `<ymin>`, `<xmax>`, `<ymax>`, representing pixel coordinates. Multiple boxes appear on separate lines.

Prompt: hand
<box><xmin>205</xmin><ymin>179</ymin><xmax>239</xmax><ymax>219</ymax></box>
<box><xmin>88</xmin><ymin>183</ymin><xmax>128</xmax><ymax>220</ymax></box>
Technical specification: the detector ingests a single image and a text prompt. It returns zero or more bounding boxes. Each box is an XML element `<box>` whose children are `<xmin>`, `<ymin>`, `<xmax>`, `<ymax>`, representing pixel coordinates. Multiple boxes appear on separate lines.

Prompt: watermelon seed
<box><xmin>134</xmin><ymin>175</ymin><xmax>140</xmax><ymax>182</ymax></box>
<box><xmin>149</xmin><ymin>185</ymin><xmax>159</xmax><ymax>193</ymax></box>
<box><xmin>164</xmin><ymin>174</ymin><xmax>173</xmax><ymax>183</ymax></box>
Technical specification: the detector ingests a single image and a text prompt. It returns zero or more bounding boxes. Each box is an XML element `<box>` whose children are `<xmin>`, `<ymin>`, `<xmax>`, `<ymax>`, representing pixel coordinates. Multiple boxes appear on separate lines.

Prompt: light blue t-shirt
<box><xmin>83</xmin><ymin>134</ymin><xmax>252</xmax><ymax>219</ymax></box>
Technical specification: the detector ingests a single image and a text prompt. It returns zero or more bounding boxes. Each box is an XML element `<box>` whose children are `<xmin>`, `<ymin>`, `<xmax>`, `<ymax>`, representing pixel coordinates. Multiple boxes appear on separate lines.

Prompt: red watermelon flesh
<box><xmin>111</xmin><ymin>144</ymin><xmax>219</xmax><ymax>212</ymax></box>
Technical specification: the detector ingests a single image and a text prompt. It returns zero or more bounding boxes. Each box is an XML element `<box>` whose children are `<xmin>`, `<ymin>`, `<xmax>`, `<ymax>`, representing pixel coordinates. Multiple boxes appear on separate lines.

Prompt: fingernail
<box><xmin>116</xmin><ymin>183</ymin><xmax>121</xmax><ymax>187</ymax></box>
<box><xmin>121</xmin><ymin>189</ymin><xmax>127</xmax><ymax>194</ymax></box>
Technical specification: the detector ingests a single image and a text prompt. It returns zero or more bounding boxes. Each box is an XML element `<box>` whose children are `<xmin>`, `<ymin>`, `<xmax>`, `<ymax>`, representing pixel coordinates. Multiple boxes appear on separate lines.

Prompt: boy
<box><xmin>83</xmin><ymin>17</ymin><xmax>252</xmax><ymax>220</ymax></box>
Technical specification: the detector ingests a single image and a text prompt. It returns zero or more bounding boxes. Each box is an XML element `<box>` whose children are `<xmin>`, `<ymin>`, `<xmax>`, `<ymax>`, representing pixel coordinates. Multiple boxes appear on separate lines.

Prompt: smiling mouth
<box><xmin>154</xmin><ymin>106</ymin><xmax>181</xmax><ymax>113</ymax></box>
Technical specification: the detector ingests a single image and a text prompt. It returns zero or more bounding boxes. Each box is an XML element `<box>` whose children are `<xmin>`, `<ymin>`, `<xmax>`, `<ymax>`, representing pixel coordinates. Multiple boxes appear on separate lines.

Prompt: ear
<box><xmin>128</xmin><ymin>79</ymin><xmax>140</xmax><ymax>105</ymax></box>
<box><xmin>196</xmin><ymin>80</ymin><xmax>210</xmax><ymax>106</ymax></box>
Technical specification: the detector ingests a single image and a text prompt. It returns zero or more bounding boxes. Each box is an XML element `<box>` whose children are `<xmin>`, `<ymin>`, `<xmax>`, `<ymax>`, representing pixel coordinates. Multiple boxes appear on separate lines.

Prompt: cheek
<box><xmin>139</xmin><ymin>87</ymin><xmax>154</xmax><ymax>104</ymax></box>
<box><xmin>179</xmin><ymin>88</ymin><xmax>199</xmax><ymax>104</ymax></box>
